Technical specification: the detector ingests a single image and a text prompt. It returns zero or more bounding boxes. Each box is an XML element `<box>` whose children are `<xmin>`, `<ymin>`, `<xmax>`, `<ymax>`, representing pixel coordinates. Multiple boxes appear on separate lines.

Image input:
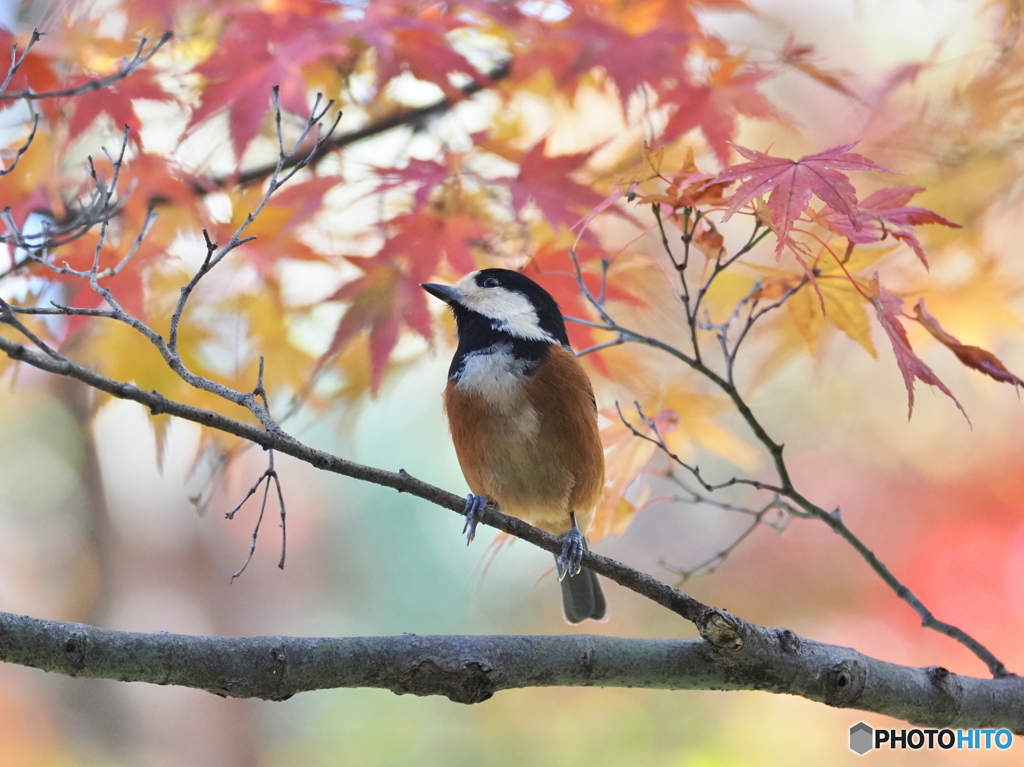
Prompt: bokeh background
<box><xmin>2</xmin><ymin>0</ymin><xmax>1024</xmax><ymax>765</ymax></box>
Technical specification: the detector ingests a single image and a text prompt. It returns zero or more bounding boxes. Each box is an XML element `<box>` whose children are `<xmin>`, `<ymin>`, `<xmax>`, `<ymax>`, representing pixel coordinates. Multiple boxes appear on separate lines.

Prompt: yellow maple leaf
<box><xmin>613</xmin><ymin>141</ymin><xmax>665</xmax><ymax>188</ymax></box>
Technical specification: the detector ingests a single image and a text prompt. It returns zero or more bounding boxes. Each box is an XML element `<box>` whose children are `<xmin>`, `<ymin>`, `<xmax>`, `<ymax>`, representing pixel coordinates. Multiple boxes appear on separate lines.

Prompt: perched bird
<box><xmin>421</xmin><ymin>268</ymin><xmax>606</xmax><ymax>623</ymax></box>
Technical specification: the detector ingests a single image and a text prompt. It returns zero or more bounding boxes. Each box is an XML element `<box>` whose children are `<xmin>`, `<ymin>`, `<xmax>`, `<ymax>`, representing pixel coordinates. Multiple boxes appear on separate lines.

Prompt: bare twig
<box><xmin>0</xmin><ymin>297</ymin><xmax>60</xmax><ymax>358</ymax></box>
<box><xmin>226</xmin><ymin>455</ymin><xmax>285</xmax><ymax>582</ymax></box>
<box><xmin>169</xmin><ymin>88</ymin><xmax>341</xmax><ymax>361</ymax></box>
<box><xmin>3</xmin><ymin>90</ymin><xmax>334</xmax><ymax>569</ymax></box>
<box><xmin>226</xmin><ymin>357</ymin><xmax>289</xmax><ymax>578</ymax></box>
<box><xmin>0</xmin><ymin>110</ymin><xmax>39</xmax><ymax>179</ymax></box>
<box><xmin>660</xmin><ymin>497</ymin><xmax>790</xmax><ymax>585</ymax></box>
<box><xmin>615</xmin><ymin>401</ymin><xmax>787</xmax><ymax>495</ymax></box>
<box><xmin>0</xmin><ymin>29</ymin><xmax>42</xmax><ymax>93</ymax></box>
<box><xmin>0</xmin><ymin>32</ymin><xmax>172</xmax><ymax>100</ymax></box>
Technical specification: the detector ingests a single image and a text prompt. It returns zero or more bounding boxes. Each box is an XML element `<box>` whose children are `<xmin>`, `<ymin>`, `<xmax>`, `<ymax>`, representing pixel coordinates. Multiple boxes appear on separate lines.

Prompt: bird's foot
<box><xmin>556</xmin><ymin>517</ymin><xmax>585</xmax><ymax>580</ymax></box>
<box><xmin>462</xmin><ymin>494</ymin><xmax>489</xmax><ymax>545</ymax></box>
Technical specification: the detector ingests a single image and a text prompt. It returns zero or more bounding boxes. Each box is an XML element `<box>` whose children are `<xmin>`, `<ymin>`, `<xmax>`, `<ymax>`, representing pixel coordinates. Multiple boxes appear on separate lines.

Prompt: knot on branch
<box><xmin>698</xmin><ymin>609</ymin><xmax>744</xmax><ymax>651</ymax></box>
<box><xmin>395</xmin><ymin>658</ymin><xmax>496</xmax><ymax>704</ymax></box>
<box><xmin>777</xmin><ymin>628</ymin><xmax>802</xmax><ymax>654</ymax></box>
<box><xmin>61</xmin><ymin>630</ymin><xmax>88</xmax><ymax>671</ymax></box>
<box><xmin>927</xmin><ymin>665</ymin><xmax>965</xmax><ymax>722</ymax></box>
<box><xmin>825</xmin><ymin>659</ymin><xmax>866</xmax><ymax>707</ymax></box>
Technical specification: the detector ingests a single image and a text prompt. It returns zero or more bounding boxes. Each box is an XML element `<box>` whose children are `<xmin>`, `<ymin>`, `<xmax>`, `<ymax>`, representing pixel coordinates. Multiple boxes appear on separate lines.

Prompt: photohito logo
<box><xmin>849</xmin><ymin>722</ymin><xmax>1014</xmax><ymax>755</ymax></box>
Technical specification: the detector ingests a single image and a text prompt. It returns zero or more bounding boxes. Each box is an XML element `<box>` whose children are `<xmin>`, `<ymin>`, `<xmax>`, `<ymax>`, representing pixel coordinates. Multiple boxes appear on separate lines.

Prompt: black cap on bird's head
<box><xmin>421</xmin><ymin>269</ymin><xmax>571</xmax><ymax>349</ymax></box>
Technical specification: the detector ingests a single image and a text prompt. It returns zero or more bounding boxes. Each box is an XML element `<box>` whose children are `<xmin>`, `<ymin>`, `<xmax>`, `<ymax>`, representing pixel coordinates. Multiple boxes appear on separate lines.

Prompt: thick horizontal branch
<box><xmin>1</xmin><ymin>611</ymin><xmax>1021</xmax><ymax>731</ymax></box>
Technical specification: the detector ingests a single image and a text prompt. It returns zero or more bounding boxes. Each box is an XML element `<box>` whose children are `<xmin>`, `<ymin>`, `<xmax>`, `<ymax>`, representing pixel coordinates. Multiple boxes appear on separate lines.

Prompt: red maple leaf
<box><xmin>354</xmin><ymin>3</ymin><xmax>489</xmax><ymax>99</ymax></box>
<box><xmin>318</xmin><ymin>210</ymin><xmax>486</xmax><ymax>390</ymax></box>
<box><xmin>378</xmin><ymin>211</ymin><xmax>486</xmax><ymax>277</ymax></box>
<box><xmin>524</xmin><ymin>243</ymin><xmax>637</xmax><ymax>360</ymax></box>
<box><xmin>660</xmin><ymin>59</ymin><xmax>780</xmax><ymax>167</ymax></box>
<box><xmin>321</xmin><ymin>260</ymin><xmax>415</xmax><ymax>392</ymax></box>
<box><xmin>818</xmin><ymin>186</ymin><xmax>960</xmax><ymax>268</ymax></box>
<box><xmin>778</xmin><ymin>36</ymin><xmax>857</xmax><ymax>98</ymax></box>
<box><xmin>717</xmin><ymin>142</ymin><xmax>894</xmax><ymax>257</ymax></box>
<box><xmin>189</xmin><ymin>9</ymin><xmax>348</xmax><ymax>154</ymax></box>
<box><xmin>65</xmin><ymin>68</ymin><xmax>170</xmax><ymax>139</ymax></box>
<box><xmin>219</xmin><ymin>176</ymin><xmax>340</xmax><ymax>280</ymax></box>
<box><xmin>870</xmin><ymin>280</ymin><xmax>968</xmax><ymax>422</ymax></box>
<box><xmin>371</xmin><ymin>157</ymin><xmax>456</xmax><ymax>210</ymax></box>
<box><xmin>502</xmin><ymin>140</ymin><xmax>605</xmax><ymax>230</ymax></box>
<box><xmin>513</xmin><ymin>15</ymin><xmax>688</xmax><ymax>108</ymax></box>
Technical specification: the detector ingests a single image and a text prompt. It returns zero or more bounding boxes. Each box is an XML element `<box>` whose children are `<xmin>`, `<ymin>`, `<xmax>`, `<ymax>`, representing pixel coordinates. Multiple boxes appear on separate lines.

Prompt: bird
<box><xmin>421</xmin><ymin>268</ymin><xmax>606</xmax><ymax>623</ymax></box>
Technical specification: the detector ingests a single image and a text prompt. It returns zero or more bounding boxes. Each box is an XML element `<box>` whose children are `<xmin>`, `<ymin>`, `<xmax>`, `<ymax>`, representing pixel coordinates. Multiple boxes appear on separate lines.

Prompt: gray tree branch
<box><xmin>1</xmin><ymin>611</ymin><xmax>1021</xmax><ymax>732</ymax></box>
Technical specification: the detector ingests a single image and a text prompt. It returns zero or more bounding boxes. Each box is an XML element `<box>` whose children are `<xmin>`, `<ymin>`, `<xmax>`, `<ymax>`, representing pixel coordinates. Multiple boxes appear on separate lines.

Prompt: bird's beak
<box><xmin>421</xmin><ymin>282</ymin><xmax>461</xmax><ymax>305</ymax></box>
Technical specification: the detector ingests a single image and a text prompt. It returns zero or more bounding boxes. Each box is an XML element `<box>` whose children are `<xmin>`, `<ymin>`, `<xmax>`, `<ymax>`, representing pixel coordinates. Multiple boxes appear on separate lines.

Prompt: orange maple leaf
<box><xmin>913</xmin><ymin>299</ymin><xmax>1024</xmax><ymax>389</ymax></box>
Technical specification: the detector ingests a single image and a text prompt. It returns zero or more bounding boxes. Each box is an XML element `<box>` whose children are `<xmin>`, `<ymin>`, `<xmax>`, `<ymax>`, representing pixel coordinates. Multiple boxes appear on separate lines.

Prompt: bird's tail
<box><xmin>557</xmin><ymin>539</ymin><xmax>606</xmax><ymax>623</ymax></box>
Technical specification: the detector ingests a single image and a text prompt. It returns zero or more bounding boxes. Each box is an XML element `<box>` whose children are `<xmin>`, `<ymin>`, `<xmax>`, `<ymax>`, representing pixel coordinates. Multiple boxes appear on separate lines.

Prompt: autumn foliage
<box><xmin>1</xmin><ymin>0</ymin><xmax>1022</xmax><ymax>551</ymax></box>
<box><xmin>0</xmin><ymin>3</ymin><xmax>1022</xmax><ymax>590</ymax></box>
<box><xmin>5</xmin><ymin>3</ymin><xmax>1024</xmax><ymax>762</ymax></box>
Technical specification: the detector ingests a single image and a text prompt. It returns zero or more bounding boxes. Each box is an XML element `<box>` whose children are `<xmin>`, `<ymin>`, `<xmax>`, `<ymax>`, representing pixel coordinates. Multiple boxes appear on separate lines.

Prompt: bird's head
<box><xmin>421</xmin><ymin>269</ymin><xmax>571</xmax><ymax>348</ymax></box>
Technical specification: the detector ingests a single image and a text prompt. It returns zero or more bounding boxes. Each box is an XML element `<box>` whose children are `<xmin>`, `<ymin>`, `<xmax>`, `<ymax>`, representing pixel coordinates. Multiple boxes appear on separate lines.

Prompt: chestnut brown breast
<box><xmin>444</xmin><ymin>344</ymin><xmax>604</xmax><ymax>536</ymax></box>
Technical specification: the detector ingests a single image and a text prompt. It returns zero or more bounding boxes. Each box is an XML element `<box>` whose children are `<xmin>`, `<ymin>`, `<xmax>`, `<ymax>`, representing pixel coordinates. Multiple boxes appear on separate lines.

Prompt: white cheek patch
<box><xmin>454</xmin><ymin>274</ymin><xmax>558</xmax><ymax>344</ymax></box>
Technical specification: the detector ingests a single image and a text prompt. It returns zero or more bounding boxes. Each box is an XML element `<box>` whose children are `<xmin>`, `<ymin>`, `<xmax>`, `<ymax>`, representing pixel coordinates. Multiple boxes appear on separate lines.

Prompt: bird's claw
<box><xmin>462</xmin><ymin>493</ymin><xmax>488</xmax><ymax>545</ymax></box>
<box><xmin>556</xmin><ymin>524</ymin><xmax>585</xmax><ymax>580</ymax></box>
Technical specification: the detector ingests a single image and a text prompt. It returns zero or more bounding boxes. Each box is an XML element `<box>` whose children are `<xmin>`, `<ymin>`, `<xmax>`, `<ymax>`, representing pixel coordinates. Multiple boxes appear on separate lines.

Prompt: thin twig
<box><xmin>0</xmin><ymin>297</ymin><xmax>60</xmax><ymax>358</ymax></box>
<box><xmin>0</xmin><ymin>29</ymin><xmax>42</xmax><ymax>93</ymax></box>
<box><xmin>226</xmin><ymin>462</ymin><xmax>276</xmax><ymax>581</ymax></box>
<box><xmin>660</xmin><ymin>498</ymin><xmax>790</xmax><ymax>584</ymax></box>
<box><xmin>0</xmin><ymin>110</ymin><xmax>39</xmax><ymax>179</ymax></box>
<box><xmin>615</xmin><ymin>401</ymin><xmax>787</xmax><ymax>495</ymax></box>
<box><xmin>0</xmin><ymin>33</ymin><xmax>172</xmax><ymax>100</ymax></box>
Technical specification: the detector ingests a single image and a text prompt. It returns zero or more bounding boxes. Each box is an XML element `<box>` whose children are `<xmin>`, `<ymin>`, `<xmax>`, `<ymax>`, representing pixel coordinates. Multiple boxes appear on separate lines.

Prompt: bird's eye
<box><xmin>482</xmin><ymin>277</ymin><xmax>500</xmax><ymax>288</ymax></box>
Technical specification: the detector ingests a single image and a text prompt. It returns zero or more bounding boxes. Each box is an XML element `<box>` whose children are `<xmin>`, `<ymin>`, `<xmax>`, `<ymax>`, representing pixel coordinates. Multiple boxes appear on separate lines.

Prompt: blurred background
<box><xmin>1</xmin><ymin>0</ymin><xmax>1024</xmax><ymax>765</ymax></box>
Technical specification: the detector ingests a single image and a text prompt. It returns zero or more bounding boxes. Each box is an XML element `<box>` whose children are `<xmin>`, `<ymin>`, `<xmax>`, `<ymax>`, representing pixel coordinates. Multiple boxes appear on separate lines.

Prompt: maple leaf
<box><xmin>321</xmin><ymin>259</ymin><xmax>425</xmax><ymax>393</ymax></box>
<box><xmin>189</xmin><ymin>9</ymin><xmax>349</xmax><ymax>155</ymax></box>
<box><xmin>65</xmin><ymin>68</ymin><xmax>170</xmax><ymax>139</ymax></box>
<box><xmin>508</xmin><ymin>14</ymin><xmax>688</xmax><ymax>108</ymax></box>
<box><xmin>614</xmin><ymin>141</ymin><xmax>666</xmax><ymax>189</ymax></box>
<box><xmin>371</xmin><ymin>156</ymin><xmax>458</xmax><ymax>210</ymax></box>
<box><xmin>625</xmin><ymin>147</ymin><xmax>720</xmax><ymax>210</ymax></box>
<box><xmin>787</xmin><ymin>278</ymin><xmax>875</xmax><ymax>356</ymax></box>
<box><xmin>913</xmin><ymin>299</ymin><xmax>1024</xmax><ymax>389</ymax></box>
<box><xmin>869</xmin><ymin>279</ymin><xmax>968</xmax><ymax>421</ymax></box>
<box><xmin>351</xmin><ymin>2</ymin><xmax>489</xmax><ymax>99</ymax></box>
<box><xmin>778</xmin><ymin>36</ymin><xmax>857</xmax><ymax>98</ymax></box>
<box><xmin>502</xmin><ymin>140</ymin><xmax>605</xmax><ymax>230</ymax></box>
<box><xmin>717</xmin><ymin>142</ymin><xmax>894</xmax><ymax>257</ymax></box>
<box><xmin>818</xmin><ymin>186</ymin><xmax>961</xmax><ymax>268</ymax></box>
<box><xmin>318</xmin><ymin>210</ymin><xmax>485</xmax><ymax>390</ymax></box>
<box><xmin>660</xmin><ymin>58</ymin><xmax>781</xmax><ymax>166</ymax></box>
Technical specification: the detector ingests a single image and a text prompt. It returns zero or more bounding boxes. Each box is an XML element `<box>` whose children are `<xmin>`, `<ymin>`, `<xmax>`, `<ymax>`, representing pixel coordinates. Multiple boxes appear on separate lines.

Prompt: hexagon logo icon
<box><xmin>850</xmin><ymin>722</ymin><xmax>874</xmax><ymax>755</ymax></box>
